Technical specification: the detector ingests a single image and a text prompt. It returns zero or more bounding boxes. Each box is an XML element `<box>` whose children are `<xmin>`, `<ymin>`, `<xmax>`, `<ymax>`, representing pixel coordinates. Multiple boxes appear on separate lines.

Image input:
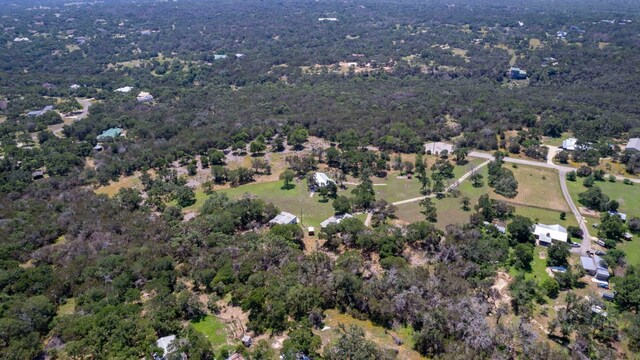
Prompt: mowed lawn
<box><xmin>490</xmin><ymin>165</ymin><xmax>569</xmax><ymax>212</ymax></box>
<box><xmin>565</xmin><ymin>178</ymin><xmax>640</xmax><ymax>219</ymax></box>
<box><xmin>190</xmin><ymin>315</ymin><xmax>229</xmax><ymax>347</ymax></box>
<box><xmin>395</xmin><ymin>165</ymin><xmax>578</xmax><ymax>230</ymax></box>
<box><xmin>213</xmin><ymin>179</ymin><xmax>351</xmax><ymax>230</ymax></box>
<box><xmin>565</xmin><ymin>178</ymin><xmax>640</xmax><ymax>265</ymax></box>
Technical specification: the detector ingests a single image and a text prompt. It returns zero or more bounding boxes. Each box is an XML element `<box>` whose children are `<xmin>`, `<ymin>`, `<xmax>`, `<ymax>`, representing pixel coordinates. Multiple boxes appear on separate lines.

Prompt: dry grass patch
<box><xmin>529</xmin><ymin>38</ymin><xmax>543</xmax><ymax>50</ymax></box>
<box><xmin>490</xmin><ymin>165</ymin><xmax>569</xmax><ymax>211</ymax></box>
<box><xmin>95</xmin><ymin>173</ymin><xmax>143</xmax><ymax>196</ymax></box>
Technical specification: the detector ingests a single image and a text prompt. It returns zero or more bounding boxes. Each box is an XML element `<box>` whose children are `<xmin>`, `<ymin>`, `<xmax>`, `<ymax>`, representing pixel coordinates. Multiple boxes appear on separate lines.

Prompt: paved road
<box><xmin>392</xmin><ymin>160</ymin><xmax>491</xmax><ymax>206</ymax></box>
<box><xmin>469</xmin><ymin>151</ymin><xmax>591</xmax><ymax>253</ymax></box>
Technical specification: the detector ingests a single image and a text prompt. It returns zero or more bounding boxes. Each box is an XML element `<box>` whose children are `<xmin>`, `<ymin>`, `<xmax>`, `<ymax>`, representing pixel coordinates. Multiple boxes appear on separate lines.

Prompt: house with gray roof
<box><xmin>626</xmin><ymin>138</ymin><xmax>640</xmax><ymax>152</ymax></box>
<box><xmin>269</xmin><ymin>212</ymin><xmax>298</xmax><ymax>226</ymax></box>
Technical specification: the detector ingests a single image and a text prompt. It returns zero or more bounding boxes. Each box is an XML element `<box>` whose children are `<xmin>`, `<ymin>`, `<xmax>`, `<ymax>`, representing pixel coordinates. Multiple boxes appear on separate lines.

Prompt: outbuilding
<box><xmin>533</xmin><ymin>223</ymin><xmax>568</xmax><ymax>244</ymax></box>
<box><xmin>269</xmin><ymin>212</ymin><xmax>298</xmax><ymax>226</ymax></box>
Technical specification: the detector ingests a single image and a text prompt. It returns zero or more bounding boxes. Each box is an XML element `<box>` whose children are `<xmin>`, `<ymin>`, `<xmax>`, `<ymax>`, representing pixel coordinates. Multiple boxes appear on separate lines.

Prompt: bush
<box><xmin>541</xmin><ymin>278</ymin><xmax>560</xmax><ymax>298</ymax></box>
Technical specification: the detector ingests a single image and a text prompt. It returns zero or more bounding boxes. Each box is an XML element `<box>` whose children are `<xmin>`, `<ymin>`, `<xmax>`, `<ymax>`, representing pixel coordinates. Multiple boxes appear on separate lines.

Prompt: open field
<box><xmin>565</xmin><ymin>178</ymin><xmax>640</xmax><ymax>219</ymax></box>
<box><xmin>94</xmin><ymin>173</ymin><xmax>143</xmax><ymax>196</ymax></box>
<box><xmin>319</xmin><ymin>309</ymin><xmax>423</xmax><ymax>360</ymax></box>
<box><xmin>216</xmin><ymin>180</ymin><xmax>351</xmax><ymax>230</ymax></box>
<box><xmin>490</xmin><ymin>165</ymin><xmax>569</xmax><ymax>211</ymax></box>
<box><xmin>395</xmin><ymin>165</ymin><xmax>577</xmax><ymax>230</ymax></box>
<box><xmin>542</xmin><ymin>133</ymin><xmax>572</xmax><ymax>147</ymax></box>
<box><xmin>191</xmin><ymin>315</ymin><xmax>229</xmax><ymax>347</ymax></box>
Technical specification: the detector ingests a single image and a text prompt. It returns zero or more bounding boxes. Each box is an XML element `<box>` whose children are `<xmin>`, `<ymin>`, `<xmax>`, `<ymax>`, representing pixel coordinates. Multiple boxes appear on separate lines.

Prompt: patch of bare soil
<box><xmin>217</xmin><ymin>301</ymin><xmax>250</xmax><ymax>341</ymax></box>
<box><xmin>403</xmin><ymin>247</ymin><xmax>429</xmax><ymax>267</ymax></box>
<box><xmin>490</xmin><ymin>272</ymin><xmax>512</xmax><ymax>306</ymax></box>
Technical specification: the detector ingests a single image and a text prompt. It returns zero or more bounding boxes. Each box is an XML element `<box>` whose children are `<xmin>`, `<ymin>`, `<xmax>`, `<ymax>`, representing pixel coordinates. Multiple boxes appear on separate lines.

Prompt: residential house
<box><xmin>626</xmin><ymin>138</ymin><xmax>640</xmax><ymax>152</ymax></box>
<box><xmin>561</xmin><ymin>138</ymin><xmax>578</xmax><ymax>151</ymax></box>
<box><xmin>608</xmin><ymin>211</ymin><xmax>627</xmax><ymax>222</ymax></box>
<box><xmin>424</xmin><ymin>141</ymin><xmax>454</xmax><ymax>155</ymax></box>
<box><xmin>581</xmin><ymin>255</ymin><xmax>610</xmax><ymax>281</ymax></box>
<box><xmin>509</xmin><ymin>67</ymin><xmax>527</xmax><ymax>80</ymax></box>
<box><xmin>97</xmin><ymin>127</ymin><xmax>123</xmax><ymax>141</ymax></box>
<box><xmin>155</xmin><ymin>335</ymin><xmax>177</xmax><ymax>360</ymax></box>
<box><xmin>114</xmin><ymin>86</ymin><xmax>134</xmax><ymax>93</ymax></box>
<box><xmin>314</xmin><ymin>172</ymin><xmax>335</xmax><ymax>188</ymax></box>
<box><xmin>269</xmin><ymin>212</ymin><xmax>298</xmax><ymax>226</ymax></box>
<box><xmin>137</xmin><ymin>91</ymin><xmax>154</xmax><ymax>103</ymax></box>
<box><xmin>214</xmin><ymin>54</ymin><xmax>228</xmax><ymax>60</ymax></box>
<box><xmin>42</xmin><ymin>83</ymin><xmax>56</xmax><ymax>90</ymax></box>
<box><xmin>70</xmin><ymin>84</ymin><xmax>81</xmax><ymax>90</ymax></box>
<box><xmin>533</xmin><ymin>223</ymin><xmax>568</xmax><ymax>244</ymax></box>
<box><xmin>27</xmin><ymin>105</ymin><xmax>54</xmax><ymax>118</ymax></box>
<box><xmin>320</xmin><ymin>213</ymin><xmax>353</xmax><ymax>229</ymax></box>
<box><xmin>93</xmin><ymin>144</ymin><xmax>103</xmax><ymax>151</ymax></box>
<box><xmin>318</xmin><ymin>18</ymin><xmax>338</xmax><ymax>21</ymax></box>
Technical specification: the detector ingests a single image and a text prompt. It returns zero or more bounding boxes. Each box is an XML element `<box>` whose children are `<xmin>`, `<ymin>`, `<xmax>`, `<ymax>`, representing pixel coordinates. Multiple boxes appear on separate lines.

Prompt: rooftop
<box><xmin>269</xmin><ymin>212</ymin><xmax>298</xmax><ymax>225</ymax></box>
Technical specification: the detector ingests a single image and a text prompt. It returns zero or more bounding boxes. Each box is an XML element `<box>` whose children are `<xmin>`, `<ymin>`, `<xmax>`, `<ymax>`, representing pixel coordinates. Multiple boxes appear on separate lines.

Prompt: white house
<box><xmin>561</xmin><ymin>138</ymin><xmax>578</xmax><ymax>151</ymax></box>
<box><xmin>156</xmin><ymin>335</ymin><xmax>177</xmax><ymax>358</ymax></box>
<box><xmin>114</xmin><ymin>86</ymin><xmax>134</xmax><ymax>93</ymax></box>
<box><xmin>318</xmin><ymin>17</ymin><xmax>338</xmax><ymax>21</ymax></box>
<box><xmin>320</xmin><ymin>213</ymin><xmax>353</xmax><ymax>228</ymax></box>
<box><xmin>626</xmin><ymin>138</ymin><xmax>640</xmax><ymax>152</ymax></box>
<box><xmin>269</xmin><ymin>212</ymin><xmax>298</xmax><ymax>226</ymax></box>
<box><xmin>314</xmin><ymin>172</ymin><xmax>334</xmax><ymax>188</ymax></box>
<box><xmin>70</xmin><ymin>84</ymin><xmax>81</xmax><ymax>90</ymax></box>
<box><xmin>533</xmin><ymin>223</ymin><xmax>568</xmax><ymax>244</ymax></box>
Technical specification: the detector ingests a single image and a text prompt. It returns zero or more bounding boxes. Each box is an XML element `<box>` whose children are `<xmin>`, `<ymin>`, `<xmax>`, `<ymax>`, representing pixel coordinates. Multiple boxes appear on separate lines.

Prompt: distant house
<box><xmin>97</xmin><ymin>127</ymin><xmax>123</xmax><ymax>141</ymax></box>
<box><xmin>533</xmin><ymin>223</ymin><xmax>568</xmax><ymax>244</ymax></box>
<box><xmin>155</xmin><ymin>335</ymin><xmax>177</xmax><ymax>360</ymax></box>
<box><xmin>235</xmin><ymin>53</ymin><xmax>245</xmax><ymax>58</ymax></box>
<box><xmin>114</xmin><ymin>86</ymin><xmax>134</xmax><ymax>93</ymax></box>
<box><xmin>424</xmin><ymin>141</ymin><xmax>454</xmax><ymax>155</ymax></box>
<box><xmin>93</xmin><ymin>144</ymin><xmax>103</xmax><ymax>151</ymax></box>
<box><xmin>27</xmin><ymin>105</ymin><xmax>54</xmax><ymax>118</ymax></box>
<box><xmin>269</xmin><ymin>212</ymin><xmax>298</xmax><ymax>226</ymax></box>
<box><xmin>32</xmin><ymin>171</ymin><xmax>44</xmax><ymax>180</ymax></box>
<box><xmin>509</xmin><ymin>67</ymin><xmax>527</xmax><ymax>80</ymax></box>
<box><xmin>137</xmin><ymin>91</ymin><xmax>154</xmax><ymax>103</ymax></box>
<box><xmin>13</xmin><ymin>37</ymin><xmax>30</xmax><ymax>42</ymax></box>
<box><xmin>561</xmin><ymin>138</ymin><xmax>578</xmax><ymax>151</ymax></box>
<box><xmin>556</xmin><ymin>31</ymin><xmax>567</xmax><ymax>38</ymax></box>
<box><xmin>318</xmin><ymin>17</ymin><xmax>338</xmax><ymax>21</ymax></box>
<box><xmin>70</xmin><ymin>84</ymin><xmax>81</xmax><ymax>90</ymax></box>
<box><xmin>42</xmin><ymin>82</ymin><xmax>57</xmax><ymax>90</ymax></box>
<box><xmin>626</xmin><ymin>138</ymin><xmax>640</xmax><ymax>152</ymax></box>
<box><xmin>320</xmin><ymin>213</ymin><xmax>353</xmax><ymax>229</ymax></box>
<box><xmin>608</xmin><ymin>211</ymin><xmax>627</xmax><ymax>222</ymax></box>
<box><xmin>314</xmin><ymin>172</ymin><xmax>335</xmax><ymax>188</ymax></box>
<box><xmin>214</xmin><ymin>54</ymin><xmax>228</xmax><ymax>60</ymax></box>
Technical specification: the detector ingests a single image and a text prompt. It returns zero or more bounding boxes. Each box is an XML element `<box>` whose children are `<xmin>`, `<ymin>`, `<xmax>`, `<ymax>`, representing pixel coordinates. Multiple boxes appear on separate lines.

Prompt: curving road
<box><xmin>469</xmin><ymin>151</ymin><xmax>592</xmax><ymax>253</ymax></box>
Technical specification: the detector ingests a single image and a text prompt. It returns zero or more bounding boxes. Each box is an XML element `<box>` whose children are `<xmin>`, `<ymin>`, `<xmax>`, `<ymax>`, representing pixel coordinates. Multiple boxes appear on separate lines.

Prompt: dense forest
<box><xmin>3</xmin><ymin>0</ymin><xmax>640</xmax><ymax>359</ymax></box>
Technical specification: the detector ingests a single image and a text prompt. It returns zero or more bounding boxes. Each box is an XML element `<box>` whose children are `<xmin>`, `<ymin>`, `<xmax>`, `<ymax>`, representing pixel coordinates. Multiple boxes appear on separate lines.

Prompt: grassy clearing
<box><xmin>214</xmin><ymin>180</ymin><xmax>352</xmax><ymax>230</ymax></box>
<box><xmin>565</xmin><ymin>178</ymin><xmax>640</xmax><ymax>219</ymax></box>
<box><xmin>190</xmin><ymin>315</ymin><xmax>228</xmax><ymax>347</ymax></box>
<box><xmin>529</xmin><ymin>38</ymin><xmax>543</xmax><ymax>50</ymax></box>
<box><xmin>57</xmin><ymin>298</ymin><xmax>76</xmax><ymax>317</ymax></box>
<box><xmin>508</xmin><ymin>246</ymin><xmax>552</xmax><ymax>285</ymax></box>
<box><xmin>542</xmin><ymin>133</ymin><xmax>572</xmax><ymax>147</ymax></box>
<box><xmin>513</xmin><ymin>206</ymin><xmax>578</xmax><ymax>229</ymax></box>
<box><xmin>490</xmin><ymin>165</ymin><xmax>569</xmax><ymax>211</ymax></box>
<box><xmin>95</xmin><ymin>174</ymin><xmax>142</xmax><ymax>196</ymax></box>
<box><xmin>320</xmin><ymin>309</ymin><xmax>423</xmax><ymax>360</ymax></box>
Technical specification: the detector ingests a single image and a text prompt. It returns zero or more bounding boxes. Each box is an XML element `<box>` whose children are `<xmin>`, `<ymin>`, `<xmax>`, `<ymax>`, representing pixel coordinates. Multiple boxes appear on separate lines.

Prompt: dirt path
<box><xmin>391</xmin><ymin>160</ymin><xmax>490</xmax><ymax>206</ymax></box>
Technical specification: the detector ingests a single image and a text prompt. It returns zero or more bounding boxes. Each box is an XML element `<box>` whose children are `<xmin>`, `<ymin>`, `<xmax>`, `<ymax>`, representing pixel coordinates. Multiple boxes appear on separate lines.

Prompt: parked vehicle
<box><xmin>598</xmin><ymin>283</ymin><xmax>609</xmax><ymax>289</ymax></box>
<box><xmin>602</xmin><ymin>292</ymin><xmax>615</xmax><ymax>301</ymax></box>
<box><xmin>595</xmin><ymin>239</ymin><xmax>606</xmax><ymax>247</ymax></box>
<box><xmin>595</xmin><ymin>251</ymin><xmax>606</xmax><ymax>256</ymax></box>
<box><xmin>570</xmin><ymin>242</ymin><xmax>581</xmax><ymax>248</ymax></box>
<box><xmin>550</xmin><ymin>266</ymin><xmax>568</xmax><ymax>273</ymax></box>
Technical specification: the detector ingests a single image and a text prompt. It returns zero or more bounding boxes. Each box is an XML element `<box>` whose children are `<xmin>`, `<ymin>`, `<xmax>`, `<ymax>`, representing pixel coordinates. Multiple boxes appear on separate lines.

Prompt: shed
<box><xmin>241</xmin><ymin>334</ymin><xmax>252</xmax><ymax>347</ymax></box>
<box><xmin>114</xmin><ymin>86</ymin><xmax>134</xmax><ymax>93</ymax></box>
<box><xmin>93</xmin><ymin>144</ymin><xmax>103</xmax><ymax>151</ymax></box>
<box><xmin>308</xmin><ymin>226</ymin><xmax>315</xmax><ymax>236</ymax></box>
<box><xmin>137</xmin><ymin>91</ymin><xmax>154</xmax><ymax>103</ymax></box>
<box><xmin>320</xmin><ymin>213</ymin><xmax>353</xmax><ymax>228</ymax></box>
<box><xmin>314</xmin><ymin>172</ymin><xmax>334</xmax><ymax>188</ymax></box>
<box><xmin>269</xmin><ymin>212</ymin><xmax>298</xmax><ymax>225</ymax></box>
<box><xmin>608</xmin><ymin>211</ymin><xmax>627</xmax><ymax>222</ymax></box>
<box><xmin>32</xmin><ymin>171</ymin><xmax>44</xmax><ymax>180</ymax></box>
